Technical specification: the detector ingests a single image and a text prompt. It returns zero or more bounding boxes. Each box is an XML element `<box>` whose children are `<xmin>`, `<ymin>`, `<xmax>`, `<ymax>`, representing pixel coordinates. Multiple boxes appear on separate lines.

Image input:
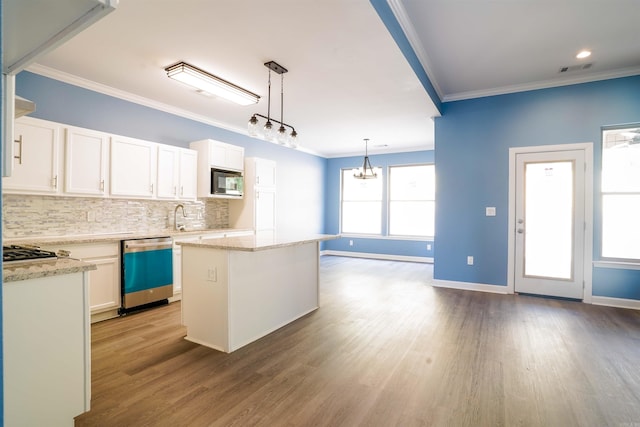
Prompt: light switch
<box><xmin>486</xmin><ymin>207</ymin><xmax>496</xmax><ymax>217</ymax></box>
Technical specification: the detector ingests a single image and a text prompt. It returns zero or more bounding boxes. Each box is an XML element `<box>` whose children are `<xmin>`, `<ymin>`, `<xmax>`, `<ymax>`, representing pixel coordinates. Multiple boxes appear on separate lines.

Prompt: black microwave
<box><xmin>211</xmin><ymin>168</ymin><xmax>244</xmax><ymax>197</ymax></box>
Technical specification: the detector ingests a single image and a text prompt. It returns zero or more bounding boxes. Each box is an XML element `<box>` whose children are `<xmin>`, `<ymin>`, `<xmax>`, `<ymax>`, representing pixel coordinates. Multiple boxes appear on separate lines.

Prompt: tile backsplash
<box><xmin>2</xmin><ymin>194</ymin><xmax>229</xmax><ymax>238</ymax></box>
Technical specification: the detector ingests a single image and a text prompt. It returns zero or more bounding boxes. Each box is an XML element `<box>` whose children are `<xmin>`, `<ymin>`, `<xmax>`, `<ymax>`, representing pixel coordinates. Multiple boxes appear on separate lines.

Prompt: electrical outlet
<box><xmin>427</xmin><ymin>243</ymin><xmax>432</xmax><ymax>251</ymax></box>
<box><xmin>349</xmin><ymin>240</ymin><xmax>353</xmax><ymax>246</ymax></box>
<box><xmin>206</xmin><ymin>268</ymin><xmax>217</xmax><ymax>282</ymax></box>
<box><xmin>86</xmin><ymin>211</ymin><xmax>96</xmax><ymax>222</ymax></box>
<box><xmin>467</xmin><ymin>256</ymin><xmax>474</xmax><ymax>265</ymax></box>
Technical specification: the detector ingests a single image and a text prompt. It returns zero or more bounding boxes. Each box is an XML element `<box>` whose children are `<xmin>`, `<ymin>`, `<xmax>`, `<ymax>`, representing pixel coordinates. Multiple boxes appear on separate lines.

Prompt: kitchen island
<box><xmin>178</xmin><ymin>232</ymin><xmax>338</xmax><ymax>352</ymax></box>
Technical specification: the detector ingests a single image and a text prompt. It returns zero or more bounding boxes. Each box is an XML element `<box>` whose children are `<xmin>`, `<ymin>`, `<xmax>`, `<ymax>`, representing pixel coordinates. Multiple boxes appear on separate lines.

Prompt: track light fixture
<box><xmin>248</xmin><ymin>61</ymin><xmax>298</xmax><ymax>148</ymax></box>
<box><xmin>354</xmin><ymin>138</ymin><xmax>378</xmax><ymax>179</ymax></box>
<box><xmin>165</xmin><ymin>61</ymin><xmax>260</xmax><ymax>106</ymax></box>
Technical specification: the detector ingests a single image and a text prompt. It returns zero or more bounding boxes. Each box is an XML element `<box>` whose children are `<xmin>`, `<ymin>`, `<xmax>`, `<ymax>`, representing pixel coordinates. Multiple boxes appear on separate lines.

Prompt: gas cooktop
<box><xmin>2</xmin><ymin>245</ymin><xmax>58</xmax><ymax>264</ymax></box>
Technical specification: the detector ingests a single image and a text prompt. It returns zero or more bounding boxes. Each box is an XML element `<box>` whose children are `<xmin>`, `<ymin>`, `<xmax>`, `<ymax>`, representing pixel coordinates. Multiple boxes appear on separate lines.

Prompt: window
<box><xmin>341</xmin><ymin>168</ymin><xmax>383</xmax><ymax>234</ymax></box>
<box><xmin>389</xmin><ymin>164</ymin><xmax>435</xmax><ymax>237</ymax></box>
<box><xmin>601</xmin><ymin>127</ymin><xmax>640</xmax><ymax>260</ymax></box>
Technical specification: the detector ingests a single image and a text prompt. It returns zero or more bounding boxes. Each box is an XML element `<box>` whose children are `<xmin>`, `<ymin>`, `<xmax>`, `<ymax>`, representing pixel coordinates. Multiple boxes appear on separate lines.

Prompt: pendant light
<box><xmin>354</xmin><ymin>138</ymin><xmax>378</xmax><ymax>179</ymax></box>
<box><xmin>248</xmin><ymin>61</ymin><xmax>298</xmax><ymax>147</ymax></box>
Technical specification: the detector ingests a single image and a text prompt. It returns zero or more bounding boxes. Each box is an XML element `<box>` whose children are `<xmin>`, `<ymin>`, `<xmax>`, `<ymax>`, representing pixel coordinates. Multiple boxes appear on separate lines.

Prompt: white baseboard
<box><xmin>432</xmin><ymin>279</ymin><xmax>509</xmax><ymax>294</ymax></box>
<box><xmin>321</xmin><ymin>250</ymin><xmax>433</xmax><ymax>264</ymax></box>
<box><xmin>591</xmin><ymin>296</ymin><xmax>640</xmax><ymax>310</ymax></box>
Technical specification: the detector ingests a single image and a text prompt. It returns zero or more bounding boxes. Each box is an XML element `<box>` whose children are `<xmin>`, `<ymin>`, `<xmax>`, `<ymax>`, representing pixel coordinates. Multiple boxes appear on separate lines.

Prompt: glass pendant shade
<box><xmin>277</xmin><ymin>125</ymin><xmax>288</xmax><ymax>145</ymax></box>
<box><xmin>248</xmin><ymin>115</ymin><xmax>259</xmax><ymax>136</ymax></box>
<box><xmin>263</xmin><ymin>120</ymin><xmax>275</xmax><ymax>141</ymax></box>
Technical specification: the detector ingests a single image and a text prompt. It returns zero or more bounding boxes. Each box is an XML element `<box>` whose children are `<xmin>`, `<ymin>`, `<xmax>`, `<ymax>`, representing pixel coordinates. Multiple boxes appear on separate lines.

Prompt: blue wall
<box><xmin>435</xmin><ymin>75</ymin><xmax>640</xmax><ymax>299</ymax></box>
<box><xmin>15</xmin><ymin>71</ymin><xmax>327</xmax><ymax>234</ymax></box>
<box><xmin>324</xmin><ymin>150</ymin><xmax>435</xmax><ymax>259</ymax></box>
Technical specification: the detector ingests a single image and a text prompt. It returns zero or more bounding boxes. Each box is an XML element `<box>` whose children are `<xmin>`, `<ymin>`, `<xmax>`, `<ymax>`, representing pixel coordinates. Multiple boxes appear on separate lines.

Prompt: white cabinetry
<box><xmin>157</xmin><ymin>145</ymin><xmax>198</xmax><ymax>200</ymax></box>
<box><xmin>110</xmin><ymin>136</ymin><xmax>156</xmax><ymax>198</ymax></box>
<box><xmin>230</xmin><ymin>157</ymin><xmax>276</xmax><ymax>231</ymax></box>
<box><xmin>3</xmin><ymin>271</ymin><xmax>91</xmax><ymax>426</ymax></box>
<box><xmin>3</xmin><ymin>116</ymin><xmax>61</xmax><ymax>194</ymax></box>
<box><xmin>190</xmin><ymin>139</ymin><xmax>245</xmax><ymax>198</ymax></box>
<box><xmin>65</xmin><ymin>126</ymin><xmax>109</xmax><ymax>196</ymax></box>
<box><xmin>45</xmin><ymin>242</ymin><xmax>121</xmax><ymax>323</ymax></box>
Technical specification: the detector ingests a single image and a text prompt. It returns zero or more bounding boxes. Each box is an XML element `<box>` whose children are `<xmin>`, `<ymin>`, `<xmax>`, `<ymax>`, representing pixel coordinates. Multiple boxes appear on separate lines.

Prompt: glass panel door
<box><xmin>514</xmin><ymin>150</ymin><xmax>585</xmax><ymax>299</ymax></box>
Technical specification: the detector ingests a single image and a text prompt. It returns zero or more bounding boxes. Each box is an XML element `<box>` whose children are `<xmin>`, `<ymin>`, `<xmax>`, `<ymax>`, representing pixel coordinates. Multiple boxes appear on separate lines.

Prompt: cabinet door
<box><xmin>255</xmin><ymin>188</ymin><xmax>276</xmax><ymax>231</ymax></box>
<box><xmin>110</xmin><ymin>136</ymin><xmax>156</xmax><ymax>198</ymax></box>
<box><xmin>255</xmin><ymin>158</ymin><xmax>276</xmax><ymax>187</ymax></box>
<box><xmin>88</xmin><ymin>257</ymin><xmax>121</xmax><ymax>312</ymax></box>
<box><xmin>225</xmin><ymin>145</ymin><xmax>245</xmax><ymax>171</ymax></box>
<box><xmin>3</xmin><ymin>118</ymin><xmax>60</xmax><ymax>194</ymax></box>
<box><xmin>65</xmin><ymin>127</ymin><xmax>108</xmax><ymax>196</ymax></box>
<box><xmin>178</xmin><ymin>149</ymin><xmax>198</xmax><ymax>199</ymax></box>
<box><xmin>157</xmin><ymin>145</ymin><xmax>179</xmax><ymax>199</ymax></box>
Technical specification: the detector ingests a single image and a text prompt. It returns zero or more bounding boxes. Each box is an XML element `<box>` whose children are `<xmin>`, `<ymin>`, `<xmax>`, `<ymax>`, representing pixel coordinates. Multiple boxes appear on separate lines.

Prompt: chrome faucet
<box><xmin>174</xmin><ymin>204</ymin><xmax>187</xmax><ymax>231</ymax></box>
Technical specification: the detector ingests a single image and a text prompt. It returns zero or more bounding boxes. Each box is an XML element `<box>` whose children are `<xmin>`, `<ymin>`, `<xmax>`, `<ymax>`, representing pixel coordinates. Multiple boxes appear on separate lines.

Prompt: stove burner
<box><xmin>3</xmin><ymin>245</ymin><xmax>58</xmax><ymax>264</ymax></box>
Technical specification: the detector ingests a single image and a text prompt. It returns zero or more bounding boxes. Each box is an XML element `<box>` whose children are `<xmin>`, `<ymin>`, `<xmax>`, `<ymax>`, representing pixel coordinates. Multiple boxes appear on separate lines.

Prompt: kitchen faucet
<box><xmin>174</xmin><ymin>204</ymin><xmax>187</xmax><ymax>231</ymax></box>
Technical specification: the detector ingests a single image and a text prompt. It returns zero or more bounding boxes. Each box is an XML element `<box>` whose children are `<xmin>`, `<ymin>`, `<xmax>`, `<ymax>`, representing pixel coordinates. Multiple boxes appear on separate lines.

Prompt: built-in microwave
<box><xmin>211</xmin><ymin>168</ymin><xmax>244</xmax><ymax>197</ymax></box>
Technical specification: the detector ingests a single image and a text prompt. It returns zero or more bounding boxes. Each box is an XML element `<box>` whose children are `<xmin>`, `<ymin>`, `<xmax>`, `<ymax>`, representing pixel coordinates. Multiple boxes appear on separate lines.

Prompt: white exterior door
<box><xmin>513</xmin><ymin>149</ymin><xmax>586</xmax><ymax>299</ymax></box>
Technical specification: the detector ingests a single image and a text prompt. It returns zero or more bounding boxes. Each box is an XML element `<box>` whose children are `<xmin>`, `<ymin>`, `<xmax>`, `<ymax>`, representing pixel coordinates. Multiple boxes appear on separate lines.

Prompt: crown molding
<box><xmin>442</xmin><ymin>67</ymin><xmax>640</xmax><ymax>102</ymax></box>
<box><xmin>386</xmin><ymin>0</ymin><xmax>445</xmax><ymax>101</ymax></box>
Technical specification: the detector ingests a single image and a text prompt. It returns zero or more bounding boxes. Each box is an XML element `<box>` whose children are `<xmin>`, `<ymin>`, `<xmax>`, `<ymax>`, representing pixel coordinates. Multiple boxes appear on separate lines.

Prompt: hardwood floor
<box><xmin>76</xmin><ymin>256</ymin><xmax>640</xmax><ymax>427</ymax></box>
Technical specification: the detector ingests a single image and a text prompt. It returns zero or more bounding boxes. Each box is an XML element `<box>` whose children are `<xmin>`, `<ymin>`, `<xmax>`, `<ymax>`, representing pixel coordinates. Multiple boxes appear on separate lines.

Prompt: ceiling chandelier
<box><xmin>248</xmin><ymin>61</ymin><xmax>298</xmax><ymax>148</ymax></box>
<box><xmin>354</xmin><ymin>138</ymin><xmax>378</xmax><ymax>179</ymax></box>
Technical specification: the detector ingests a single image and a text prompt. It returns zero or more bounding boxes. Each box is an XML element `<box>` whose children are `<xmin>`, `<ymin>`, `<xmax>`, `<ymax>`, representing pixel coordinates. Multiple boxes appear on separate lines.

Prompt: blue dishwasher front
<box><xmin>121</xmin><ymin>237</ymin><xmax>173</xmax><ymax>312</ymax></box>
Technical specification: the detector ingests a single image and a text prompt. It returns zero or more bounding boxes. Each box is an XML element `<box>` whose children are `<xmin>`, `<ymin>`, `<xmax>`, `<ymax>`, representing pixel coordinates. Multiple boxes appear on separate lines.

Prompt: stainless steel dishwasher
<box><xmin>120</xmin><ymin>237</ymin><xmax>173</xmax><ymax>314</ymax></box>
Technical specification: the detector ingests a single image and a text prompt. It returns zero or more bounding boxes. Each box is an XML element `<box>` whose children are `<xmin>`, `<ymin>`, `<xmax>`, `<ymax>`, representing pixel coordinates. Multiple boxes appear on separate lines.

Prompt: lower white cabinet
<box><xmin>3</xmin><ymin>271</ymin><xmax>91</xmax><ymax>426</ymax></box>
<box><xmin>47</xmin><ymin>242</ymin><xmax>121</xmax><ymax>323</ymax></box>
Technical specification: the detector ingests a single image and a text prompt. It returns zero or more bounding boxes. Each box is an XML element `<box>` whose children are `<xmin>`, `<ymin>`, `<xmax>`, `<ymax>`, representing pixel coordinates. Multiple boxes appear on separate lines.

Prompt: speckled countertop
<box><xmin>3</xmin><ymin>228</ymin><xmax>252</xmax><ymax>282</ymax></box>
<box><xmin>3</xmin><ymin>258</ymin><xmax>97</xmax><ymax>283</ymax></box>
<box><xmin>3</xmin><ymin>228</ymin><xmax>253</xmax><ymax>246</ymax></box>
<box><xmin>177</xmin><ymin>232</ymin><xmax>340</xmax><ymax>252</ymax></box>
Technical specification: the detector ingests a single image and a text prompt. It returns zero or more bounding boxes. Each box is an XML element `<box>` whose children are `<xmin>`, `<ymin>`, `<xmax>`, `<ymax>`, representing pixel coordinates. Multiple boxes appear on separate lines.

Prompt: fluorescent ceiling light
<box><xmin>165</xmin><ymin>62</ymin><xmax>259</xmax><ymax>106</ymax></box>
<box><xmin>576</xmin><ymin>50</ymin><xmax>591</xmax><ymax>59</ymax></box>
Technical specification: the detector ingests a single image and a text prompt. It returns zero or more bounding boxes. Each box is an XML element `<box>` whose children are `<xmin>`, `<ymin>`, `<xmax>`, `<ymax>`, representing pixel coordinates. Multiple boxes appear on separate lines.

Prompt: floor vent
<box><xmin>559</xmin><ymin>63</ymin><xmax>593</xmax><ymax>73</ymax></box>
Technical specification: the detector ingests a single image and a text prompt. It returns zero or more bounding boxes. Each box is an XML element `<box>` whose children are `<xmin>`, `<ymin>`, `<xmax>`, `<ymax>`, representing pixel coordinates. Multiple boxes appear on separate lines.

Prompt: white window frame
<box><xmin>388</xmin><ymin>164</ymin><xmax>435</xmax><ymax>238</ymax></box>
<box><xmin>340</xmin><ymin>167</ymin><xmax>383</xmax><ymax>235</ymax></box>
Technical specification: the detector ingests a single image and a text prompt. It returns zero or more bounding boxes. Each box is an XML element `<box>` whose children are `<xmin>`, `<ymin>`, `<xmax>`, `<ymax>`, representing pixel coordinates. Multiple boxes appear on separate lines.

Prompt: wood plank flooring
<box><xmin>76</xmin><ymin>256</ymin><xmax>640</xmax><ymax>427</ymax></box>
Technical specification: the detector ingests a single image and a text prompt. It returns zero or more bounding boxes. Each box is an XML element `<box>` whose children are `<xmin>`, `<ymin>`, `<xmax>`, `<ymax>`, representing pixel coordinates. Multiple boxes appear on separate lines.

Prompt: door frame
<box><xmin>507</xmin><ymin>143</ymin><xmax>593</xmax><ymax>302</ymax></box>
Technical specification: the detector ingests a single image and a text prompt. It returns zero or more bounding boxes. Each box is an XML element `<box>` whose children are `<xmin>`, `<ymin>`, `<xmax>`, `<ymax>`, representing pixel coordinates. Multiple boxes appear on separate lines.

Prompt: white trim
<box><xmin>442</xmin><ymin>67</ymin><xmax>640</xmax><ymax>102</ymax></box>
<box><xmin>322</xmin><ymin>250</ymin><xmax>432</xmax><ymax>264</ymax></box>
<box><xmin>25</xmin><ymin>64</ymin><xmax>323</xmax><ymax>157</ymax></box>
<box><xmin>507</xmin><ymin>143</ymin><xmax>594</xmax><ymax>302</ymax></box>
<box><xmin>386</xmin><ymin>0</ymin><xmax>445</xmax><ymax>101</ymax></box>
<box><xmin>432</xmin><ymin>279</ymin><xmax>509</xmax><ymax>294</ymax></box>
<box><xmin>591</xmin><ymin>296</ymin><xmax>640</xmax><ymax>310</ymax></box>
<box><xmin>593</xmin><ymin>261</ymin><xmax>640</xmax><ymax>271</ymax></box>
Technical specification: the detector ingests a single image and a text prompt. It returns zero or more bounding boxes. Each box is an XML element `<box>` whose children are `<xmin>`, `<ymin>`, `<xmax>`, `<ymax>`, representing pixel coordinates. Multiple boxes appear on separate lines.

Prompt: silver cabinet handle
<box><xmin>14</xmin><ymin>135</ymin><xmax>23</xmax><ymax>165</ymax></box>
<box><xmin>180</xmin><ymin>186</ymin><xmax>184</xmax><ymax>196</ymax></box>
<box><xmin>173</xmin><ymin>186</ymin><xmax>177</xmax><ymax>195</ymax></box>
<box><xmin>52</xmin><ymin>175</ymin><xmax>58</xmax><ymax>189</ymax></box>
<box><xmin>150</xmin><ymin>183</ymin><xmax>154</xmax><ymax>194</ymax></box>
<box><xmin>100</xmin><ymin>180</ymin><xmax>105</xmax><ymax>191</ymax></box>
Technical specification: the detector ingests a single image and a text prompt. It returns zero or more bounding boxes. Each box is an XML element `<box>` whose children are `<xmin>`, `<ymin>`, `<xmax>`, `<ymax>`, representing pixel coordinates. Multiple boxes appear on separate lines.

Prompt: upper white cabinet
<box><xmin>190</xmin><ymin>139</ymin><xmax>245</xmax><ymax>198</ymax></box>
<box><xmin>230</xmin><ymin>157</ymin><xmax>276</xmax><ymax>231</ymax></box>
<box><xmin>191</xmin><ymin>139</ymin><xmax>244</xmax><ymax>172</ymax></box>
<box><xmin>3</xmin><ymin>116</ymin><xmax>62</xmax><ymax>194</ymax></box>
<box><xmin>157</xmin><ymin>145</ymin><xmax>197</xmax><ymax>200</ymax></box>
<box><xmin>65</xmin><ymin>126</ymin><xmax>109</xmax><ymax>196</ymax></box>
<box><xmin>110</xmin><ymin>136</ymin><xmax>156</xmax><ymax>198</ymax></box>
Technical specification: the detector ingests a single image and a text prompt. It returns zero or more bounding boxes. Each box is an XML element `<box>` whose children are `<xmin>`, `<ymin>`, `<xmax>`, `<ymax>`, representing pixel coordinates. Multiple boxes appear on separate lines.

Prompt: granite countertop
<box><xmin>177</xmin><ymin>232</ymin><xmax>340</xmax><ymax>252</ymax></box>
<box><xmin>3</xmin><ymin>258</ymin><xmax>97</xmax><ymax>283</ymax></box>
<box><xmin>3</xmin><ymin>228</ymin><xmax>253</xmax><ymax>246</ymax></box>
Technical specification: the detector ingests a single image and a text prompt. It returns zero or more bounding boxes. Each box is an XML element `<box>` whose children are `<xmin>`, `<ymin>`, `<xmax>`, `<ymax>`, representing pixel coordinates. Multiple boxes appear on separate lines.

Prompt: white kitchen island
<box><xmin>178</xmin><ymin>232</ymin><xmax>338</xmax><ymax>352</ymax></box>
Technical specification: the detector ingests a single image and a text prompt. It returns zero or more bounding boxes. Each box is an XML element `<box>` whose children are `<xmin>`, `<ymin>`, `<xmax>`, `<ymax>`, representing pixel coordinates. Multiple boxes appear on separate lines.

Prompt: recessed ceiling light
<box><xmin>576</xmin><ymin>50</ymin><xmax>591</xmax><ymax>59</ymax></box>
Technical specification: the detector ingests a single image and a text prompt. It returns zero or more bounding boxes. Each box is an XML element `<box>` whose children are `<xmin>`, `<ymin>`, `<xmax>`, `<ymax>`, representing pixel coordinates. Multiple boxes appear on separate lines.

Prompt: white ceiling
<box><xmin>29</xmin><ymin>0</ymin><xmax>640</xmax><ymax>158</ymax></box>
